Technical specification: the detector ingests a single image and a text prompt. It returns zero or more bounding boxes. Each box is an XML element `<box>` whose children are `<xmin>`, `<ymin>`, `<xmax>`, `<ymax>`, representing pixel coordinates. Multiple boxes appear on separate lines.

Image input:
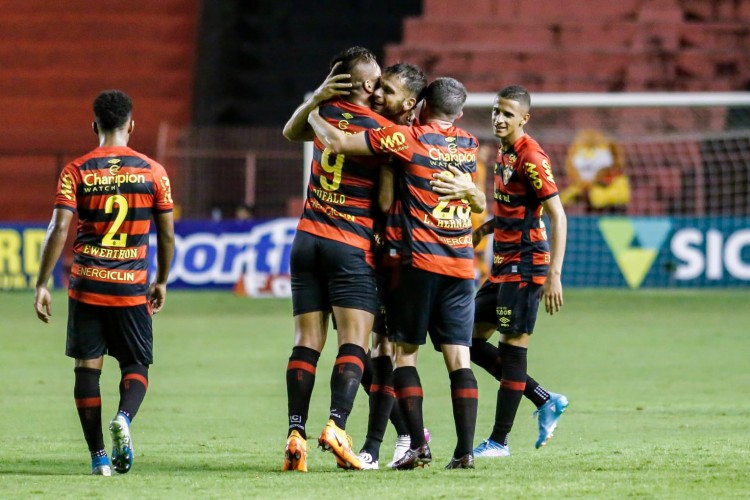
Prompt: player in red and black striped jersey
<box><xmin>34</xmin><ymin>90</ymin><xmax>174</xmax><ymax>476</ymax></box>
<box><xmin>468</xmin><ymin>85</ymin><xmax>569</xmax><ymax>457</ymax></box>
<box><xmin>281</xmin><ymin>47</ymin><xmax>391</xmax><ymax>472</ymax></box>
<box><xmin>308</xmin><ymin>77</ymin><xmax>485</xmax><ymax>470</ymax></box>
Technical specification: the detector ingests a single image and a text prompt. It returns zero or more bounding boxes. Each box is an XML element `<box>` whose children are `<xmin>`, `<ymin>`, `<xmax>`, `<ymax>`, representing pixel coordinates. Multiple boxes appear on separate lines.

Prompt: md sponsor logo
<box><xmin>599</xmin><ymin>217</ymin><xmax>672</xmax><ymax>288</ymax></box>
<box><xmin>671</xmin><ymin>227</ymin><xmax>750</xmax><ymax>281</ymax></box>
<box><xmin>150</xmin><ymin>219</ymin><xmax>296</xmax><ymax>295</ymax></box>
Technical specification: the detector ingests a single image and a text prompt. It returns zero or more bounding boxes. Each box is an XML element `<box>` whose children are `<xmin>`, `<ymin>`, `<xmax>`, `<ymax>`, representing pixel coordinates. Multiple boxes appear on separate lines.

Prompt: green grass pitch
<box><xmin>1</xmin><ymin>289</ymin><xmax>748</xmax><ymax>498</ymax></box>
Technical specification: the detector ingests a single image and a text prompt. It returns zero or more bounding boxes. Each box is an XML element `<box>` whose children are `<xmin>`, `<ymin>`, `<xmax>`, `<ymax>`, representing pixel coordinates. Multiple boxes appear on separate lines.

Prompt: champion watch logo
<box><xmin>599</xmin><ymin>217</ymin><xmax>672</xmax><ymax>288</ymax></box>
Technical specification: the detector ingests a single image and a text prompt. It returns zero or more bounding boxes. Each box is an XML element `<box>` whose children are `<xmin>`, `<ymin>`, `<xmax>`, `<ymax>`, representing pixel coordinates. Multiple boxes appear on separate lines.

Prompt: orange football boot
<box><xmin>282</xmin><ymin>430</ymin><xmax>308</xmax><ymax>472</ymax></box>
<box><xmin>317</xmin><ymin>420</ymin><xmax>362</xmax><ymax>470</ymax></box>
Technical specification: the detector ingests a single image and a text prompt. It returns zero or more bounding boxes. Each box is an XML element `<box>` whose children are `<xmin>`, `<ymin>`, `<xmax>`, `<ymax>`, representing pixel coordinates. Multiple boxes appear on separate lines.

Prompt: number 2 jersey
<box><xmin>365</xmin><ymin>122</ymin><xmax>479</xmax><ymax>280</ymax></box>
<box><xmin>54</xmin><ymin>146</ymin><xmax>174</xmax><ymax>306</ymax></box>
<box><xmin>490</xmin><ymin>134</ymin><xmax>558</xmax><ymax>285</ymax></box>
<box><xmin>297</xmin><ymin>97</ymin><xmax>394</xmax><ymax>264</ymax></box>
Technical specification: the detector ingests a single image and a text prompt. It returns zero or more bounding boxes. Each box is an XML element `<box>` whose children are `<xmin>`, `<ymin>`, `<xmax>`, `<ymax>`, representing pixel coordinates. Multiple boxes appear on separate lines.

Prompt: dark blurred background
<box><xmin>1</xmin><ymin>0</ymin><xmax>749</xmax><ymax>221</ymax></box>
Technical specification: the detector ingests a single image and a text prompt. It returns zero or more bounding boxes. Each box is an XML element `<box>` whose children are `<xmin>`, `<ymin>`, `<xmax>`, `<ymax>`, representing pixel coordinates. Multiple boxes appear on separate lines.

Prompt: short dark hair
<box><xmin>93</xmin><ymin>90</ymin><xmax>132</xmax><ymax>131</ymax></box>
<box><xmin>423</xmin><ymin>77</ymin><xmax>467</xmax><ymax>119</ymax></box>
<box><xmin>383</xmin><ymin>63</ymin><xmax>427</xmax><ymax>100</ymax></box>
<box><xmin>497</xmin><ymin>85</ymin><xmax>531</xmax><ymax>111</ymax></box>
<box><xmin>329</xmin><ymin>46</ymin><xmax>377</xmax><ymax>76</ymax></box>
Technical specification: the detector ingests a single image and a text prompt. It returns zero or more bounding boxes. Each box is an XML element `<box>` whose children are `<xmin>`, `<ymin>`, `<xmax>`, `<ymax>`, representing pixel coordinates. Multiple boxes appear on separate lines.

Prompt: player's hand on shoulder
<box><xmin>34</xmin><ymin>285</ymin><xmax>52</xmax><ymax>323</ymax></box>
<box><xmin>431</xmin><ymin>165</ymin><xmax>474</xmax><ymax>201</ymax></box>
<box><xmin>148</xmin><ymin>282</ymin><xmax>168</xmax><ymax>314</ymax></box>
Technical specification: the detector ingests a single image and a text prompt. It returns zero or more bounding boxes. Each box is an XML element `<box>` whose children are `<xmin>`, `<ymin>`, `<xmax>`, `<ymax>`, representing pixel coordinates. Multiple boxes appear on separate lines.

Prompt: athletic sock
<box><xmin>449</xmin><ymin>368</ymin><xmax>478</xmax><ymax>458</ymax></box>
<box><xmin>74</xmin><ymin>367</ymin><xmax>104</xmax><ymax>454</ymax></box>
<box><xmin>360</xmin><ymin>350</ymin><xmax>374</xmax><ymax>393</ymax></box>
<box><xmin>472</xmin><ymin>337</ymin><xmax>549</xmax><ymax>407</ymax></box>
<box><xmin>393</xmin><ymin>366</ymin><xmax>426</xmax><ymax>449</ymax></box>
<box><xmin>361</xmin><ymin>355</ymin><xmax>396</xmax><ymax>459</ymax></box>
<box><xmin>469</xmin><ymin>337</ymin><xmax>503</xmax><ymax>379</ymax></box>
<box><xmin>388</xmin><ymin>398</ymin><xmax>410</xmax><ymax>437</ymax></box>
<box><xmin>329</xmin><ymin>343</ymin><xmax>366</xmax><ymax>429</ymax></box>
<box><xmin>525</xmin><ymin>376</ymin><xmax>551</xmax><ymax>408</ymax></box>
<box><xmin>286</xmin><ymin>345</ymin><xmax>320</xmax><ymax>439</ymax></box>
<box><xmin>117</xmin><ymin>364</ymin><xmax>149</xmax><ymax>422</ymax></box>
<box><xmin>489</xmin><ymin>343</ymin><xmax>527</xmax><ymax>446</ymax></box>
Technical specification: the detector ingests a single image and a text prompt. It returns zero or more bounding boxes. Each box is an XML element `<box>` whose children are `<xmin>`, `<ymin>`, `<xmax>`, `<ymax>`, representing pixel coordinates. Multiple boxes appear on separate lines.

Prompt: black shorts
<box><xmin>66</xmin><ymin>299</ymin><xmax>153</xmax><ymax>365</ymax></box>
<box><xmin>474</xmin><ymin>280</ymin><xmax>542</xmax><ymax>335</ymax></box>
<box><xmin>291</xmin><ymin>230</ymin><xmax>378</xmax><ymax>316</ymax></box>
<box><xmin>386</xmin><ymin>266</ymin><xmax>475</xmax><ymax>350</ymax></box>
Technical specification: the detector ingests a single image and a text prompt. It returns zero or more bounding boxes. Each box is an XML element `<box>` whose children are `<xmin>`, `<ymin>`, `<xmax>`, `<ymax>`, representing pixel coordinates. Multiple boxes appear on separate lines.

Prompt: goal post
<box><xmin>460</xmin><ymin>91</ymin><xmax>750</xmax><ymax>287</ymax></box>
<box><xmin>304</xmin><ymin>91</ymin><xmax>750</xmax><ymax>213</ymax></box>
<box><xmin>301</xmin><ymin>91</ymin><xmax>750</xmax><ymax>287</ymax></box>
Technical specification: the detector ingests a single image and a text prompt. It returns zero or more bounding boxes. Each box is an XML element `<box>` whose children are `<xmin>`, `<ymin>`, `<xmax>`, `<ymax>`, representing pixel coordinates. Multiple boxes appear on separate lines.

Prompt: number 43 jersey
<box><xmin>54</xmin><ymin>146</ymin><xmax>173</xmax><ymax>306</ymax></box>
<box><xmin>297</xmin><ymin>98</ymin><xmax>394</xmax><ymax>260</ymax></box>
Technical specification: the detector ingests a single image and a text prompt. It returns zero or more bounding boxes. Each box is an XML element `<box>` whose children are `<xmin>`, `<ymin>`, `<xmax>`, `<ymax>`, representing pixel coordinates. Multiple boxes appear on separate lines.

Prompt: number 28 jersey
<box><xmin>54</xmin><ymin>146</ymin><xmax>173</xmax><ymax>306</ymax></box>
<box><xmin>366</xmin><ymin>122</ymin><xmax>479</xmax><ymax>280</ymax></box>
<box><xmin>297</xmin><ymin>98</ymin><xmax>394</xmax><ymax>260</ymax></box>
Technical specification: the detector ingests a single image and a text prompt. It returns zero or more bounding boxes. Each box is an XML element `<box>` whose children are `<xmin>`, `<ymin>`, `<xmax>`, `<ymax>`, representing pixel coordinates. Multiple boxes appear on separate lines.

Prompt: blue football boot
<box><xmin>534</xmin><ymin>392</ymin><xmax>569</xmax><ymax>449</ymax></box>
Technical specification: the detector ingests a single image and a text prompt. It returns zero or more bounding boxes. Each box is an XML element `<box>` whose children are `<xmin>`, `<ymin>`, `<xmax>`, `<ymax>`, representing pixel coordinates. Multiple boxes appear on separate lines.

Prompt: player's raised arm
<box><xmin>540</xmin><ymin>194</ymin><xmax>567</xmax><ymax>315</ymax></box>
<box><xmin>283</xmin><ymin>62</ymin><xmax>353</xmax><ymax>142</ymax></box>
<box><xmin>431</xmin><ymin>164</ymin><xmax>486</xmax><ymax>213</ymax></box>
<box><xmin>307</xmin><ymin>107</ymin><xmax>372</xmax><ymax>156</ymax></box>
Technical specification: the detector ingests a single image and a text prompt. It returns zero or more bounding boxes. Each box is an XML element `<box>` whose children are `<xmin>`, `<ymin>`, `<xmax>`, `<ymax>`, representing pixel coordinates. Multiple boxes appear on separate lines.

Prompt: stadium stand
<box><xmin>384</xmin><ymin>0</ymin><xmax>750</xmax><ymax>93</ymax></box>
<box><xmin>0</xmin><ymin>0</ymin><xmax>198</xmax><ymax>221</ymax></box>
<box><xmin>0</xmin><ymin>0</ymin><xmax>747</xmax><ymax>221</ymax></box>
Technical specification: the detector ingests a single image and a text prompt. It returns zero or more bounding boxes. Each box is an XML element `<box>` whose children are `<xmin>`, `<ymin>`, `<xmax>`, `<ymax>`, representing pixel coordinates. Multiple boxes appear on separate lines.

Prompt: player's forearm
<box><xmin>473</xmin><ymin>219</ymin><xmax>494</xmax><ymax>246</ymax></box>
<box><xmin>282</xmin><ymin>97</ymin><xmax>321</xmax><ymax>142</ymax></box>
<box><xmin>548</xmin><ymin>212</ymin><xmax>567</xmax><ymax>276</ymax></box>
<box><xmin>154</xmin><ymin>213</ymin><xmax>175</xmax><ymax>285</ymax></box>
<box><xmin>308</xmin><ymin>109</ymin><xmax>345</xmax><ymax>153</ymax></box>
<box><xmin>35</xmin><ymin>214</ymin><xmax>70</xmax><ymax>287</ymax></box>
<box><xmin>378</xmin><ymin>166</ymin><xmax>395</xmax><ymax>213</ymax></box>
<box><xmin>468</xmin><ymin>185</ymin><xmax>486</xmax><ymax>213</ymax></box>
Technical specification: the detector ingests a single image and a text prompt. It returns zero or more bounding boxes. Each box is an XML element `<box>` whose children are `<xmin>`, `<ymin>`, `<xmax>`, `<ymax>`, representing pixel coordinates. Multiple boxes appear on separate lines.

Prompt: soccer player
<box><xmin>308</xmin><ymin>77</ymin><xmax>485</xmax><ymax>470</ymax></box>
<box><xmin>33</xmin><ymin>90</ymin><xmax>175</xmax><ymax>476</ymax></box>
<box><xmin>469</xmin><ymin>85</ymin><xmax>568</xmax><ymax>457</ymax></box>
<box><xmin>280</xmin><ymin>47</ymin><xmax>391</xmax><ymax>472</ymax></box>
<box><xmin>357</xmin><ymin>62</ymin><xmax>429</xmax><ymax>470</ymax></box>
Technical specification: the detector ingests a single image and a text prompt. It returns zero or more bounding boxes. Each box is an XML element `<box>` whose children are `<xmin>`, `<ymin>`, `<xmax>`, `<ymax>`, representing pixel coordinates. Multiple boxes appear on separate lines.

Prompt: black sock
<box><xmin>388</xmin><ymin>396</ymin><xmax>410</xmax><ymax>437</ymax></box>
<box><xmin>472</xmin><ymin>338</ymin><xmax>549</xmax><ymax>408</ymax></box>
<box><xmin>74</xmin><ymin>367</ymin><xmax>104</xmax><ymax>454</ymax></box>
<box><xmin>449</xmin><ymin>368</ymin><xmax>478</xmax><ymax>458</ymax></box>
<box><xmin>360</xmin><ymin>350</ymin><xmax>374</xmax><ymax>393</ymax></box>
<box><xmin>361</xmin><ymin>355</ymin><xmax>396</xmax><ymax>459</ymax></box>
<box><xmin>329</xmin><ymin>343</ymin><xmax>366</xmax><ymax>429</ymax></box>
<box><xmin>117</xmin><ymin>364</ymin><xmax>149</xmax><ymax>421</ymax></box>
<box><xmin>470</xmin><ymin>337</ymin><xmax>503</xmax><ymax>379</ymax></box>
<box><xmin>394</xmin><ymin>366</ymin><xmax>425</xmax><ymax>449</ymax></box>
<box><xmin>524</xmin><ymin>376</ymin><xmax>550</xmax><ymax>408</ymax></box>
<box><xmin>286</xmin><ymin>346</ymin><xmax>320</xmax><ymax>439</ymax></box>
<box><xmin>489</xmin><ymin>343</ymin><xmax>527</xmax><ymax>446</ymax></box>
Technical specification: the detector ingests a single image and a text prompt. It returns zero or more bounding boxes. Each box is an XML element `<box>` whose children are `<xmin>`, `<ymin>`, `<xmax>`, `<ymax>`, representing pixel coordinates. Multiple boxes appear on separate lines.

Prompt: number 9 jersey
<box><xmin>297</xmin><ymin>97</ymin><xmax>394</xmax><ymax>262</ymax></box>
<box><xmin>54</xmin><ymin>146</ymin><xmax>173</xmax><ymax>306</ymax></box>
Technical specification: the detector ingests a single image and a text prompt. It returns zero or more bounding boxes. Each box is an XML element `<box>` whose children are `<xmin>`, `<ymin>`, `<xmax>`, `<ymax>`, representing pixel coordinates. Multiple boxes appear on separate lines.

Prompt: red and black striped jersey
<box><xmin>297</xmin><ymin>98</ymin><xmax>394</xmax><ymax>261</ymax></box>
<box><xmin>489</xmin><ymin>134</ymin><xmax>557</xmax><ymax>285</ymax></box>
<box><xmin>54</xmin><ymin>146</ymin><xmax>173</xmax><ymax>306</ymax></box>
<box><xmin>366</xmin><ymin>122</ymin><xmax>479</xmax><ymax>280</ymax></box>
